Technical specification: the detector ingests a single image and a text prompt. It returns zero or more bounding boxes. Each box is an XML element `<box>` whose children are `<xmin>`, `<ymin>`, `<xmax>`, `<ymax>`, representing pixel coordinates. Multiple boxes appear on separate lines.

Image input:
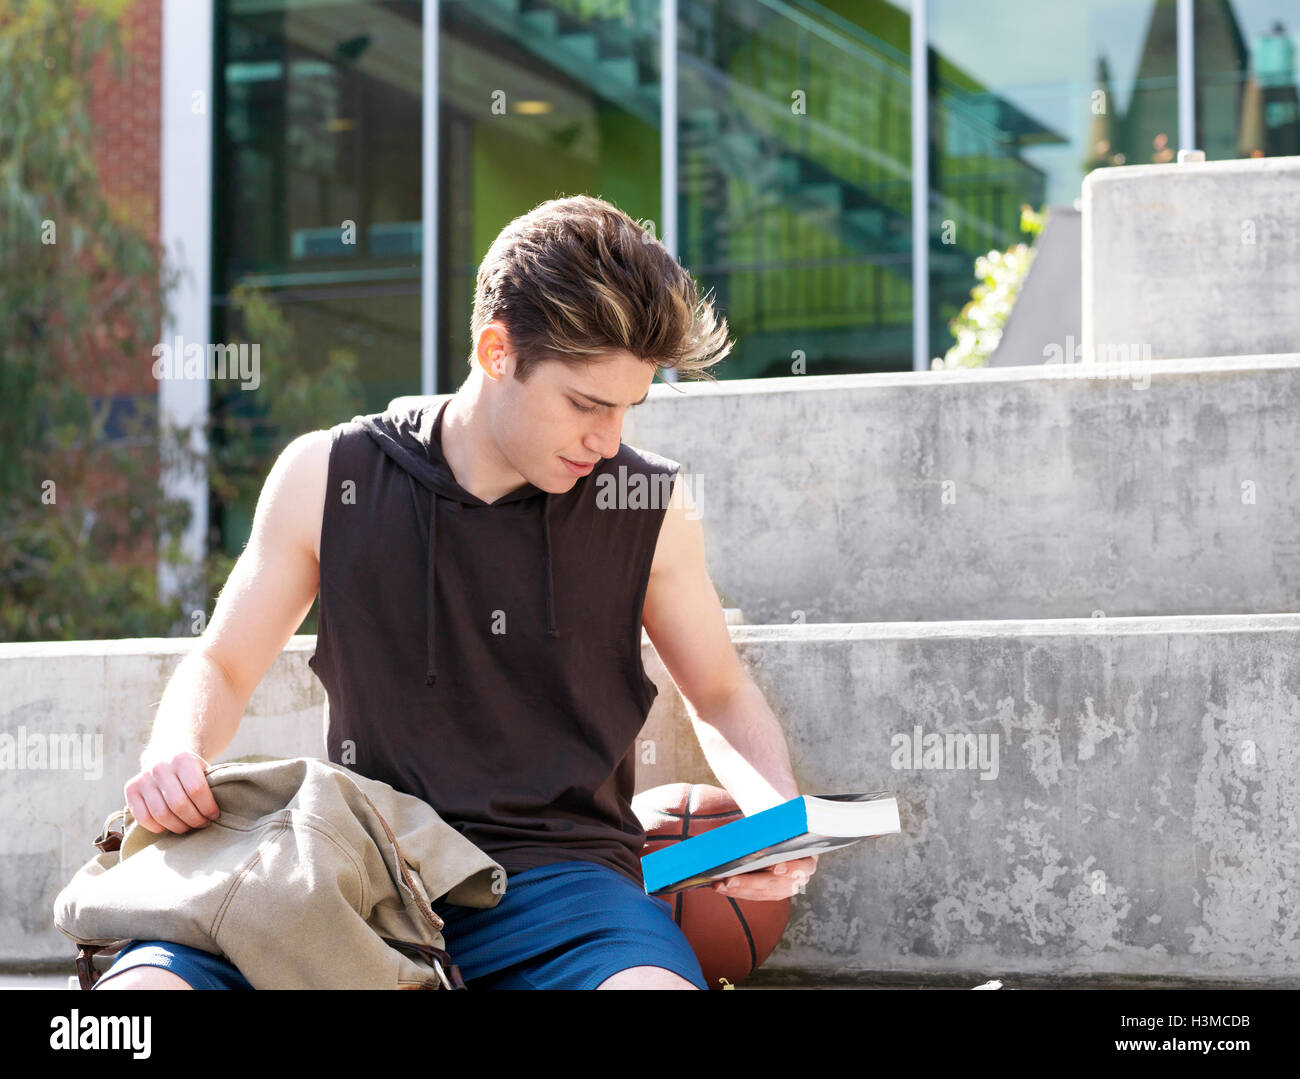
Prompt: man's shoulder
<box><xmin>586</xmin><ymin>444</ymin><xmax>683</xmax><ymax>523</ymax></box>
<box><xmin>275</xmin><ymin>428</ymin><xmax>334</xmax><ymax>479</ymax></box>
<box><xmin>601</xmin><ymin>441</ymin><xmax>682</xmax><ymax>479</ymax></box>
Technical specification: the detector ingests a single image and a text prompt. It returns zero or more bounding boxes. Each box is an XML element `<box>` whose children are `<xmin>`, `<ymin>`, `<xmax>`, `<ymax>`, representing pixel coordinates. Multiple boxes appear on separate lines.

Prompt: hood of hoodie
<box><xmin>357</xmin><ymin>398</ymin><xmax>559</xmax><ymax>687</ymax></box>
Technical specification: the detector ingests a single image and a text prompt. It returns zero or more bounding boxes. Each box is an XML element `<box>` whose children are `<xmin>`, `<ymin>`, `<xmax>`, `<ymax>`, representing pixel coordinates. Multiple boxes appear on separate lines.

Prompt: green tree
<box><xmin>0</xmin><ymin>0</ymin><xmax>363</xmax><ymax>641</ymax></box>
<box><xmin>932</xmin><ymin>205</ymin><xmax>1045</xmax><ymax>370</ymax></box>
<box><xmin>0</xmin><ymin>0</ymin><xmax>192</xmax><ymax>640</ymax></box>
<box><xmin>201</xmin><ymin>284</ymin><xmax>362</xmax><ymax>632</ymax></box>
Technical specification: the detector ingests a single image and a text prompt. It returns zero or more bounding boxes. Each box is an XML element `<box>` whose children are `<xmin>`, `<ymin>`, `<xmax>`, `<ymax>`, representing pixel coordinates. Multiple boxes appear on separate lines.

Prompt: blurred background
<box><xmin>1</xmin><ymin>0</ymin><xmax>1297</xmax><ymax>638</ymax></box>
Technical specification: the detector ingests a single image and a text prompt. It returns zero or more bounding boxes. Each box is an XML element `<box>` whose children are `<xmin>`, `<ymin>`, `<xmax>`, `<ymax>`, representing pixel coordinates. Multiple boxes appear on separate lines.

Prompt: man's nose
<box><xmin>586</xmin><ymin>410</ymin><xmax>625</xmax><ymax>459</ymax></box>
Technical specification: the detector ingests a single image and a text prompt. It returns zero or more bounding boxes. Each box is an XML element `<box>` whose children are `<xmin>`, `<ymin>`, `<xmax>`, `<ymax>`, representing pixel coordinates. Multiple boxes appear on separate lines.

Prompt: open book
<box><xmin>640</xmin><ymin>791</ymin><xmax>901</xmax><ymax>896</ymax></box>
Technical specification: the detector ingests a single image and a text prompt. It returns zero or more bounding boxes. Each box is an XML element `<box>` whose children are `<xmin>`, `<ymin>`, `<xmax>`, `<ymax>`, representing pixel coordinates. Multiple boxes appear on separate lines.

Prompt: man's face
<box><xmin>487</xmin><ymin>337</ymin><xmax>657</xmax><ymax>494</ymax></box>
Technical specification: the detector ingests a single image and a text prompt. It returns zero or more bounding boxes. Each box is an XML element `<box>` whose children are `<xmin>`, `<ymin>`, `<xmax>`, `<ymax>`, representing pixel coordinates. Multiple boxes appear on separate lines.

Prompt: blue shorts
<box><xmin>92</xmin><ymin>860</ymin><xmax>706</xmax><ymax>990</ymax></box>
<box><xmin>93</xmin><ymin>939</ymin><xmax>253</xmax><ymax>990</ymax></box>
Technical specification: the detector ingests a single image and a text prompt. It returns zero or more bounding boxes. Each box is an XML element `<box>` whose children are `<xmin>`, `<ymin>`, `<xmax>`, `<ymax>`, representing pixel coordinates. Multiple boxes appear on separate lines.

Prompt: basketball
<box><xmin>633</xmin><ymin>782</ymin><xmax>792</xmax><ymax>990</ymax></box>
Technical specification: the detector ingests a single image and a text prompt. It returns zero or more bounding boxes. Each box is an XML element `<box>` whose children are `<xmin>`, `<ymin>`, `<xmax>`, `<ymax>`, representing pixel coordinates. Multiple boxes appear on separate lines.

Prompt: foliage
<box><xmin>0</xmin><ymin>0</ymin><xmax>191</xmax><ymax>640</ymax></box>
<box><xmin>201</xmin><ymin>284</ymin><xmax>362</xmax><ymax>622</ymax></box>
<box><xmin>0</xmin><ymin>0</ymin><xmax>363</xmax><ymax>641</ymax></box>
<box><xmin>931</xmin><ymin>205</ymin><xmax>1045</xmax><ymax>370</ymax></box>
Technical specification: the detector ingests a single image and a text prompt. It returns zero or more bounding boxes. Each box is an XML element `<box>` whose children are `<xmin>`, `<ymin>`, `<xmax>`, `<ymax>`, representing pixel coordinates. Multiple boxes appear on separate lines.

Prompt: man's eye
<box><xmin>571</xmin><ymin>399</ymin><xmax>598</xmax><ymax>414</ymax></box>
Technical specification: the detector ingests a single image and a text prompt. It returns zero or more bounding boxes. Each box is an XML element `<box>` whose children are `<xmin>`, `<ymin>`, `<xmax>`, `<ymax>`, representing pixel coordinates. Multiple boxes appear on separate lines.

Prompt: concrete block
<box><xmin>624</xmin><ymin>359</ymin><xmax>1300</xmax><ymax>623</ymax></box>
<box><xmin>1083</xmin><ymin>154</ymin><xmax>1300</xmax><ymax>361</ymax></box>
<box><xmin>640</xmin><ymin>614</ymin><xmax>1300</xmax><ymax>984</ymax></box>
<box><xmin>0</xmin><ymin>637</ymin><xmax>326</xmax><ymax>963</ymax></box>
<box><xmin>6</xmin><ymin>621</ymin><xmax>1297</xmax><ymax>984</ymax></box>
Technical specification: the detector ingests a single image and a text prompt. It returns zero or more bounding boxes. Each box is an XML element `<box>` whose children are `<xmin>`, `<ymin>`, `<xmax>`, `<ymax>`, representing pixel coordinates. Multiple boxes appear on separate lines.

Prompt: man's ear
<box><xmin>474</xmin><ymin>323</ymin><xmax>511</xmax><ymax>381</ymax></box>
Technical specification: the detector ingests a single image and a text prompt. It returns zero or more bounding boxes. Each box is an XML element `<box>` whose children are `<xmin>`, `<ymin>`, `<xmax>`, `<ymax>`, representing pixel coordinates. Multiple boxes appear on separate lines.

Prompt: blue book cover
<box><xmin>641</xmin><ymin>791</ymin><xmax>900</xmax><ymax>896</ymax></box>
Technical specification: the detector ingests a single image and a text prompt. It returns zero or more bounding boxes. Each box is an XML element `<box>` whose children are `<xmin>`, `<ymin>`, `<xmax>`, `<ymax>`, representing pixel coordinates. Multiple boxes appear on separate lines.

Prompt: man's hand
<box><xmin>124</xmin><ymin>749</ymin><xmax>221</xmax><ymax>834</ymax></box>
<box><xmin>711</xmin><ymin>854</ymin><xmax>819</xmax><ymax>901</ymax></box>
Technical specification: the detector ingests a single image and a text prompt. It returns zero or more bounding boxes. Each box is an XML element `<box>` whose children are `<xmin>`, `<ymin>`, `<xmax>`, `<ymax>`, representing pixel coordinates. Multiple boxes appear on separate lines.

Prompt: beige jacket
<box><xmin>53</xmin><ymin>756</ymin><xmax>506</xmax><ymax>989</ymax></box>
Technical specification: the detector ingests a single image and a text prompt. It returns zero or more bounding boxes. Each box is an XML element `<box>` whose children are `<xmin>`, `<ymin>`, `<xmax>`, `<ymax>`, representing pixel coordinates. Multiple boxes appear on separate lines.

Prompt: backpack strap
<box><xmin>92</xmin><ymin>808</ymin><xmax>129</xmax><ymax>853</ymax></box>
<box><xmin>75</xmin><ymin>945</ymin><xmax>103</xmax><ymax>990</ymax></box>
<box><xmin>380</xmin><ymin>937</ymin><xmax>467</xmax><ymax>990</ymax></box>
<box><xmin>73</xmin><ymin>810</ymin><xmax>132</xmax><ymax>988</ymax></box>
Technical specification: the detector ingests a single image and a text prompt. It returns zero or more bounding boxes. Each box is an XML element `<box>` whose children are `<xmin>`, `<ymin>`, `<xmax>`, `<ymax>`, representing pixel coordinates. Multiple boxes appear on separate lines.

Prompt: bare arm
<box><xmin>642</xmin><ymin>476</ymin><xmax>800</xmax><ymax>814</ymax></box>
<box><xmin>127</xmin><ymin>430</ymin><xmax>331</xmax><ymax>832</ymax></box>
<box><xmin>641</xmin><ymin>475</ymin><xmax>816</xmax><ymax>901</ymax></box>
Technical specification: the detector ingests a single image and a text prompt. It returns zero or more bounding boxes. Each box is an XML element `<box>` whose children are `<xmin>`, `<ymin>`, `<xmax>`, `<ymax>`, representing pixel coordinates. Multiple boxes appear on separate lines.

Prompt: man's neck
<box><xmin>440</xmin><ymin>390</ymin><xmax>530</xmax><ymax>505</ymax></box>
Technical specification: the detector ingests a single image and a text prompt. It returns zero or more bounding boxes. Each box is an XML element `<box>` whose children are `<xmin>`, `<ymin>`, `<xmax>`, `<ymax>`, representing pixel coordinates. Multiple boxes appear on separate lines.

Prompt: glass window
<box><xmin>678</xmin><ymin>0</ymin><xmax>916</xmax><ymax>377</ymax></box>
<box><xmin>214</xmin><ymin>0</ymin><xmax>424</xmax><ymax>551</ymax></box>
<box><xmin>216</xmin><ymin>0</ymin><xmax>424</xmax><ymax>412</ymax></box>
<box><xmin>927</xmin><ymin>0</ymin><xmax>1174</xmax><ymax>351</ymax></box>
<box><xmin>438</xmin><ymin>0</ymin><xmax>663</xmax><ymax>389</ymax></box>
<box><xmin>1195</xmin><ymin>0</ymin><xmax>1299</xmax><ymax>159</ymax></box>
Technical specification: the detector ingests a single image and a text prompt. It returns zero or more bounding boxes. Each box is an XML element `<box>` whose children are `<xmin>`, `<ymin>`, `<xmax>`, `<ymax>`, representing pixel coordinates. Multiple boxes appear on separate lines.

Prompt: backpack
<box><xmin>53</xmin><ymin>757</ymin><xmax>506</xmax><ymax>989</ymax></box>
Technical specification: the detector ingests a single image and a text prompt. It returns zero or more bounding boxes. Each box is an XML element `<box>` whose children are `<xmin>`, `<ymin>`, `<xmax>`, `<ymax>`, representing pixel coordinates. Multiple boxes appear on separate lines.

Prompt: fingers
<box><xmin>713</xmin><ymin>877</ymin><xmax>799</xmax><ymax>901</ymax></box>
<box><xmin>150</xmin><ymin>764</ymin><xmax>214</xmax><ymax>830</ymax></box>
<box><xmin>771</xmin><ymin>856</ymin><xmax>817</xmax><ymax>885</ymax></box>
<box><xmin>123</xmin><ymin>784</ymin><xmax>165</xmax><ymax>834</ymax></box>
<box><xmin>123</xmin><ymin>750</ymin><xmax>219</xmax><ymax>834</ymax></box>
<box><xmin>172</xmin><ymin>754</ymin><xmax>221</xmax><ymax>821</ymax></box>
<box><xmin>136</xmin><ymin>783</ymin><xmax>196</xmax><ymax>834</ymax></box>
<box><xmin>712</xmin><ymin>860</ymin><xmax>818</xmax><ymax>901</ymax></box>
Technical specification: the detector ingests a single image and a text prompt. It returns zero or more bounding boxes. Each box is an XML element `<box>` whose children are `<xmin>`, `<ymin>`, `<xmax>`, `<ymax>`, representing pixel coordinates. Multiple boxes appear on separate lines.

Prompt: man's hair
<box><xmin>470</xmin><ymin>194</ymin><xmax>733</xmax><ymax>384</ymax></box>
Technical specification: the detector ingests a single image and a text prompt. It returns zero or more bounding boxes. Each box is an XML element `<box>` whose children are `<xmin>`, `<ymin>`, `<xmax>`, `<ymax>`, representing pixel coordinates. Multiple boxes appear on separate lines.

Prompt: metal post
<box><xmin>911</xmin><ymin>0</ymin><xmax>929</xmax><ymax>372</ymax></box>
<box><xmin>422</xmin><ymin>0</ymin><xmax>439</xmax><ymax>395</ymax></box>
<box><xmin>1176</xmin><ymin>0</ymin><xmax>1196</xmax><ymax>152</ymax></box>
<box><xmin>158</xmin><ymin>0</ymin><xmax>214</xmax><ymax>614</ymax></box>
<box><xmin>661</xmin><ymin>0</ymin><xmax>679</xmax><ymax>384</ymax></box>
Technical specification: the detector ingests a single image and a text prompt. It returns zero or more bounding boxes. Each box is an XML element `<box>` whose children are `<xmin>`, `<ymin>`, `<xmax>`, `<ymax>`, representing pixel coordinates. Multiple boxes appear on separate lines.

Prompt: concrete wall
<box><xmin>623</xmin><ymin>356</ymin><xmax>1300</xmax><ymax>624</ymax></box>
<box><xmin>988</xmin><ymin>205</ymin><xmax>1081</xmax><ymax>368</ymax></box>
<box><xmin>1083</xmin><ymin>155</ymin><xmax>1300</xmax><ymax>362</ymax></box>
<box><xmin>6</xmin><ymin>620</ymin><xmax>1300</xmax><ymax>985</ymax></box>
<box><xmin>646</xmin><ymin>615</ymin><xmax>1300</xmax><ymax>985</ymax></box>
<box><xmin>0</xmin><ymin>639</ymin><xmax>325</xmax><ymax>960</ymax></box>
<box><xmin>0</xmin><ymin>634</ymin><xmax>686</xmax><ymax>964</ymax></box>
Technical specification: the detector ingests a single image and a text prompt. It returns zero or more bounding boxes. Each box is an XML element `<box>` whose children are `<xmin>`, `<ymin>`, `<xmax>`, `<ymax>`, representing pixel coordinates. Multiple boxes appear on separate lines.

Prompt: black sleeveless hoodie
<box><xmin>307</xmin><ymin>397</ymin><xmax>681</xmax><ymax>887</ymax></box>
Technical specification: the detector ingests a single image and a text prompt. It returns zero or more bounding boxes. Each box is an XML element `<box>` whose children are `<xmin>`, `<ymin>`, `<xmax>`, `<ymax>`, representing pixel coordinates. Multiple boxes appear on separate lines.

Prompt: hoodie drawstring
<box><xmin>425</xmin><ymin>486</ymin><xmax>439</xmax><ymax>686</ymax></box>
<box><xmin>542</xmin><ymin>494</ymin><xmax>558</xmax><ymax>639</ymax></box>
<box><xmin>417</xmin><ymin>481</ymin><xmax>557</xmax><ymax>688</ymax></box>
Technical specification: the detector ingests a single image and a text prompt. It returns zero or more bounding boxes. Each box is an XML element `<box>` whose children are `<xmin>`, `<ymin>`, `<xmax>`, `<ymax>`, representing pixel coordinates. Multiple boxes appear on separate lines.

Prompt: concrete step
<box><xmin>1084</xmin><ymin>154</ymin><xmax>1300</xmax><ymax>362</ymax></box>
<box><xmin>624</xmin><ymin>354</ymin><xmax>1300</xmax><ymax>623</ymax></box>
<box><xmin>0</xmin><ymin>973</ymin><xmax>75</xmax><ymax>990</ymax></box>
<box><xmin>636</xmin><ymin>612</ymin><xmax>1300</xmax><ymax>985</ymax></box>
<box><xmin>6</xmin><ymin>621</ymin><xmax>1298</xmax><ymax>985</ymax></box>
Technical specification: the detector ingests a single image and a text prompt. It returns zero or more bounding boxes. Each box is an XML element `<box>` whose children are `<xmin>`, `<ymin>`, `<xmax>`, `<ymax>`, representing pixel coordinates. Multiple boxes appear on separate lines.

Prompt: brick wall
<box><xmin>87</xmin><ymin>0</ymin><xmax>162</xmax><ymax>250</ymax></box>
<box><xmin>82</xmin><ymin>0</ymin><xmax>163</xmax><ymax>410</ymax></box>
<box><xmin>81</xmin><ymin>0</ymin><xmax>167</xmax><ymax>576</ymax></box>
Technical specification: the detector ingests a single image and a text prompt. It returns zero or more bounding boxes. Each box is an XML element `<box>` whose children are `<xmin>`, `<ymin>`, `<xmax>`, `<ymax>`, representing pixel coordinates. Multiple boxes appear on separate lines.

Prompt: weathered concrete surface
<box><xmin>623</xmin><ymin>357</ymin><xmax>1300</xmax><ymax>623</ymax></box>
<box><xmin>1083</xmin><ymin>155</ymin><xmax>1300</xmax><ymax>361</ymax></box>
<box><xmin>5</xmin><ymin>620</ymin><xmax>1300</xmax><ymax>984</ymax></box>
<box><xmin>0</xmin><ymin>633</ymin><xmax>688</xmax><ymax>964</ymax></box>
<box><xmin>0</xmin><ymin>637</ymin><xmax>326</xmax><ymax>962</ymax></box>
<box><xmin>640</xmin><ymin>615</ymin><xmax>1300</xmax><ymax>985</ymax></box>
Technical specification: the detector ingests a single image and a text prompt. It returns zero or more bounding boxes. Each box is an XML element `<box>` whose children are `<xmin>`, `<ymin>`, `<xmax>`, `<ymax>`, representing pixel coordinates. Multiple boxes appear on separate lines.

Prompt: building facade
<box><xmin>127</xmin><ymin>0</ymin><xmax>1300</xmax><ymax>565</ymax></box>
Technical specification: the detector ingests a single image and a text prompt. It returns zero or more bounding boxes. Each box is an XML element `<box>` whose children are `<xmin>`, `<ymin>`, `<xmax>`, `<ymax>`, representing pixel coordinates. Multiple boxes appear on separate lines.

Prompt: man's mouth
<box><xmin>560</xmin><ymin>456</ymin><xmax>596</xmax><ymax>475</ymax></box>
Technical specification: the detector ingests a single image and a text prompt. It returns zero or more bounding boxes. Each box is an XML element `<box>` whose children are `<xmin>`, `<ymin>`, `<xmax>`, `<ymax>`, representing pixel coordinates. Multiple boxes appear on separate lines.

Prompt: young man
<box><xmin>95</xmin><ymin>195</ymin><xmax>816</xmax><ymax>991</ymax></box>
